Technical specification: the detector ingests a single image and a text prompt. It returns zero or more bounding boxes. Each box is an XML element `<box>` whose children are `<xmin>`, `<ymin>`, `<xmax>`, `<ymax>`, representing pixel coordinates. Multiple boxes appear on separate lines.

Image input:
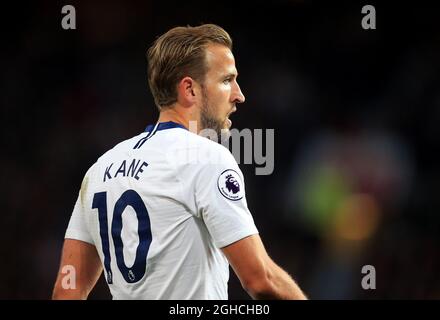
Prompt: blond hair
<box><xmin>147</xmin><ymin>24</ymin><xmax>232</xmax><ymax>109</ymax></box>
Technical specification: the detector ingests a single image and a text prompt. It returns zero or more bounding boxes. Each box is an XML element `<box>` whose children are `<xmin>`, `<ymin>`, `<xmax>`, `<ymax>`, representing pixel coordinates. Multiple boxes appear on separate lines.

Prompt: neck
<box><xmin>157</xmin><ymin>105</ymin><xmax>199</xmax><ymax>133</ymax></box>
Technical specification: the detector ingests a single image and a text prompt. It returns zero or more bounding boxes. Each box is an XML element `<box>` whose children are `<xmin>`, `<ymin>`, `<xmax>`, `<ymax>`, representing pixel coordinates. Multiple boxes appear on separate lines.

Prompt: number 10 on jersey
<box><xmin>92</xmin><ymin>190</ymin><xmax>152</xmax><ymax>284</ymax></box>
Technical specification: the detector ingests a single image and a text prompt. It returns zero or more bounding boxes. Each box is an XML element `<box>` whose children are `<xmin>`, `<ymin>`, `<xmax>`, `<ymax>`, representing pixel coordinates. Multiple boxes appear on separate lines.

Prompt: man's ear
<box><xmin>177</xmin><ymin>76</ymin><xmax>198</xmax><ymax>107</ymax></box>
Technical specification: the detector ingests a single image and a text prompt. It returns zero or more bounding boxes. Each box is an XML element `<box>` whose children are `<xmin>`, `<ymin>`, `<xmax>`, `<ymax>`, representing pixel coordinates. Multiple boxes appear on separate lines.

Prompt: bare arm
<box><xmin>222</xmin><ymin>234</ymin><xmax>307</xmax><ymax>300</ymax></box>
<box><xmin>52</xmin><ymin>239</ymin><xmax>103</xmax><ymax>300</ymax></box>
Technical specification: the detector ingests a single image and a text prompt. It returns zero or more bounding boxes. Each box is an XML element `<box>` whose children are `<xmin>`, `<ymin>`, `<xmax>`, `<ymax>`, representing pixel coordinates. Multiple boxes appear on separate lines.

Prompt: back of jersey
<box><xmin>65</xmin><ymin>122</ymin><xmax>258</xmax><ymax>299</ymax></box>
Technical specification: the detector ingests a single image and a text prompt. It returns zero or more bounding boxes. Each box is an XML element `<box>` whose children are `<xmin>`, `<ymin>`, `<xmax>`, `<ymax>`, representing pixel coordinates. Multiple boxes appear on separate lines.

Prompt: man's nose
<box><xmin>232</xmin><ymin>82</ymin><xmax>245</xmax><ymax>104</ymax></box>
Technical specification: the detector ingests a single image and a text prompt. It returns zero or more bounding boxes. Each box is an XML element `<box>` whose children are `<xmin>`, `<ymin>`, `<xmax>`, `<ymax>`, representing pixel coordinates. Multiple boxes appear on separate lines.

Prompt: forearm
<box><xmin>249</xmin><ymin>261</ymin><xmax>307</xmax><ymax>300</ymax></box>
<box><xmin>269</xmin><ymin>262</ymin><xmax>307</xmax><ymax>300</ymax></box>
<box><xmin>52</xmin><ymin>281</ymin><xmax>89</xmax><ymax>300</ymax></box>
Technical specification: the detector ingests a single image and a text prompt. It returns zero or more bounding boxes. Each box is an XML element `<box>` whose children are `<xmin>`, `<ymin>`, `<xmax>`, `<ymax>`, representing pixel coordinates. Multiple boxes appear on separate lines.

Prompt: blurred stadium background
<box><xmin>2</xmin><ymin>0</ymin><xmax>440</xmax><ymax>299</ymax></box>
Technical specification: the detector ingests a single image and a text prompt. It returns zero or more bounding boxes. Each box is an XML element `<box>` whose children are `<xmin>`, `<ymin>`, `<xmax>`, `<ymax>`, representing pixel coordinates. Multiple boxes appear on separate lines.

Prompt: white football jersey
<box><xmin>65</xmin><ymin>121</ymin><xmax>258</xmax><ymax>299</ymax></box>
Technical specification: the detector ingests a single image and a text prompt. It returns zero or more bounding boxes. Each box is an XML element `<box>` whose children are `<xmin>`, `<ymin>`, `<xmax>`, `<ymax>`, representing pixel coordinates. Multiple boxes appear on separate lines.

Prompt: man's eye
<box><xmin>223</xmin><ymin>78</ymin><xmax>231</xmax><ymax>84</ymax></box>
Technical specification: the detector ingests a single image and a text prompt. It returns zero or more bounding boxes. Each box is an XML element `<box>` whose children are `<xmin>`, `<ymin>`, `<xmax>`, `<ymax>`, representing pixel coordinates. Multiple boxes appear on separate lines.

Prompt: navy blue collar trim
<box><xmin>144</xmin><ymin>121</ymin><xmax>188</xmax><ymax>133</ymax></box>
<box><xmin>134</xmin><ymin>121</ymin><xmax>187</xmax><ymax>149</ymax></box>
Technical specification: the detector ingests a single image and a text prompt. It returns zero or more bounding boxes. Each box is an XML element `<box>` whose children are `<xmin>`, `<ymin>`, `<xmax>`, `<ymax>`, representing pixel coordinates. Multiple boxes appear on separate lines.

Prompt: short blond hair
<box><xmin>147</xmin><ymin>24</ymin><xmax>232</xmax><ymax>109</ymax></box>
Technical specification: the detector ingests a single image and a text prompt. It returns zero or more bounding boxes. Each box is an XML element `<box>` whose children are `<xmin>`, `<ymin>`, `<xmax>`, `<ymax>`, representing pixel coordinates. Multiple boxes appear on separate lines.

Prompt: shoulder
<box><xmin>169</xmin><ymin>130</ymin><xmax>238</xmax><ymax>169</ymax></box>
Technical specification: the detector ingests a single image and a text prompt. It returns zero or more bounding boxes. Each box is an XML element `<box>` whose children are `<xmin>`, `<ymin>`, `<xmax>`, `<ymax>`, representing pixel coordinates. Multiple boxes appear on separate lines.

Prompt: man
<box><xmin>52</xmin><ymin>24</ymin><xmax>307</xmax><ymax>300</ymax></box>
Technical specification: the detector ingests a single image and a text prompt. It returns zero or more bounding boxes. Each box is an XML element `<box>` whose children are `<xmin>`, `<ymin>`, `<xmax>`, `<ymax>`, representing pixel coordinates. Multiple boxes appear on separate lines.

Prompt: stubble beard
<box><xmin>200</xmin><ymin>88</ymin><xmax>231</xmax><ymax>143</ymax></box>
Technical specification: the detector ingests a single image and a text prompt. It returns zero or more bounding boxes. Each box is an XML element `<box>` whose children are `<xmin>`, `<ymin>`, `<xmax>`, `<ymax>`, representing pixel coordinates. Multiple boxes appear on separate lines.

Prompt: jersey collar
<box><xmin>144</xmin><ymin>121</ymin><xmax>188</xmax><ymax>133</ymax></box>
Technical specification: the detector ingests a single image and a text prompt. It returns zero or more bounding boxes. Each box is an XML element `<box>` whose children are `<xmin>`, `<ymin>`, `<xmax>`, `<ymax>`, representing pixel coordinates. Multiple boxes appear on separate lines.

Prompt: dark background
<box><xmin>2</xmin><ymin>0</ymin><xmax>440</xmax><ymax>299</ymax></box>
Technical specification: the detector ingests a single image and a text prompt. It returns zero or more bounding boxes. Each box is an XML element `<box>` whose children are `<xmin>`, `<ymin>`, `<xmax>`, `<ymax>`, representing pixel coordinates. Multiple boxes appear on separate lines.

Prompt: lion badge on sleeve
<box><xmin>217</xmin><ymin>169</ymin><xmax>244</xmax><ymax>201</ymax></box>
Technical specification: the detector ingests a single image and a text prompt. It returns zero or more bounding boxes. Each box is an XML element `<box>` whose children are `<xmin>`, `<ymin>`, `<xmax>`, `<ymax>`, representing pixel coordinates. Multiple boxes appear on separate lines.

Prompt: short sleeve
<box><xmin>64</xmin><ymin>172</ymin><xmax>94</xmax><ymax>245</ymax></box>
<box><xmin>194</xmin><ymin>146</ymin><xmax>259</xmax><ymax>248</ymax></box>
